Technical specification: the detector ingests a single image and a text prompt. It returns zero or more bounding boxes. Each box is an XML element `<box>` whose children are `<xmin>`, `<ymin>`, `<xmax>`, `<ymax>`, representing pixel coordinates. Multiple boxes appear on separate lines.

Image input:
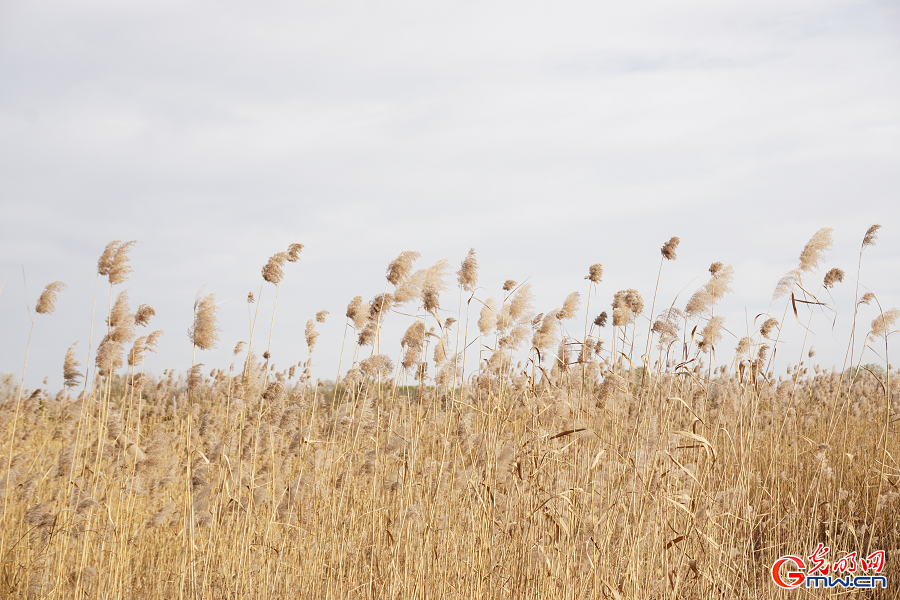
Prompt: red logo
<box><xmin>772</xmin><ymin>555</ymin><xmax>807</xmax><ymax>589</ymax></box>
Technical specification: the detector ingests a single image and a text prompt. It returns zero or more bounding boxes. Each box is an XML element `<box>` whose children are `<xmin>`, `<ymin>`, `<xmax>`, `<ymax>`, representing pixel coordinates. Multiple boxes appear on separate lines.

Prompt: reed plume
<box><xmin>360</xmin><ymin>354</ymin><xmax>394</xmax><ymax>379</ymax></box>
<box><xmin>287</xmin><ymin>243</ymin><xmax>304</xmax><ymax>262</ymax></box>
<box><xmin>611</xmin><ymin>289</ymin><xmax>643</xmax><ymax>326</ymax></box>
<box><xmin>146</xmin><ymin>329</ymin><xmax>163</xmax><ymax>351</ymax></box>
<box><xmin>386</xmin><ymin>250</ymin><xmax>421</xmax><ymax>286</ymax></box>
<box><xmin>478</xmin><ymin>298</ymin><xmax>498</xmax><ymax>336</ymax></box>
<box><xmin>262</xmin><ymin>252</ymin><xmax>289</xmax><ymax>285</ymax></box>
<box><xmin>556</xmin><ymin>292</ymin><xmax>581</xmax><ymax>320</ymax></box>
<box><xmin>660</xmin><ymin>236</ymin><xmax>680</xmax><ymax>260</ymax></box>
<box><xmin>586</xmin><ymin>263</ymin><xmax>603</xmax><ymax>283</ymax></box>
<box><xmin>189</xmin><ymin>291</ymin><xmax>220</xmax><ymax>350</ymax></box>
<box><xmin>95</xmin><ymin>337</ymin><xmax>124</xmax><ymax>377</ymax></box>
<box><xmin>128</xmin><ymin>336</ymin><xmax>148</xmax><ymax>366</ymax></box>
<box><xmin>400</xmin><ymin>320</ymin><xmax>426</xmax><ymax>373</ymax></box>
<box><xmin>698</xmin><ymin>315</ymin><xmax>725</xmax><ymax>353</ymax></box>
<box><xmin>685</xmin><ymin>264</ymin><xmax>733</xmax><ymax>317</ymax></box>
<box><xmin>98</xmin><ymin>240</ymin><xmax>137</xmax><ymax>284</ymax></box>
<box><xmin>135</xmin><ymin>304</ymin><xmax>156</xmax><ymax>326</ymax></box>
<box><xmin>798</xmin><ymin>227</ymin><xmax>834</xmax><ymax>272</ymax></box>
<box><xmin>346</xmin><ymin>296</ymin><xmax>363</xmax><ymax>322</ymax></box>
<box><xmin>532</xmin><ymin>310</ymin><xmax>559</xmax><ymax>354</ymax></box>
<box><xmin>316</xmin><ymin>310</ymin><xmax>329</xmax><ymax>323</ymax></box>
<box><xmin>63</xmin><ymin>342</ymin><xmax>82</xmax><ymax>388</ymax></box>
<box><xmin>108</xmin><ymin>241</ymin><xmax>136</xmax><ymax>285</ymax></box>
<box><xmin>773</xmin><ymin>269</ymin><xmax>801</xmax><ymax>300</ymax></box>
<box><xmin>97</xmin><ymin>240</ymin><xmax>120</xmax><ymax>278</ymax></box>
<box><xmin>422</xmin><ymin>259</ymin><xmax>451</xmax><ymax>315</ymax></box>
<box><xmin>502</xmin><ymin>279</ymin><xmax>517</xmax><ymax>292</ymax></box>
<box><xmin>862</xmin><ymin>224</ymin><xmax>881</xmax><ymax>249</ymax></box>
<box><xmin>871</xmin><ymin>308</ymin><xmax>899</xmax><ymax>339</ymax></box>
<box><xmin>305</xmin><ymin>320</ymin><xmax>319</xmax><ymax>352</ymax></box>
<box><xmin>457</xmin><ymin>248</ymin><xmax>478</xmax><ymax>291</ymax></box>
<box><xmin>760</xmin><ymin>317</ymin><xmax>779</xmax><ymax>339</ymax></box>
<box><xmin>823</xmin><ymin>268</ymin><xmax>845</xmax><ymax>289</ymax></box>
<box><xmin>35</xmin><ymin>281</ymin><xmax>66</xmax><ymax>314</ymax></box>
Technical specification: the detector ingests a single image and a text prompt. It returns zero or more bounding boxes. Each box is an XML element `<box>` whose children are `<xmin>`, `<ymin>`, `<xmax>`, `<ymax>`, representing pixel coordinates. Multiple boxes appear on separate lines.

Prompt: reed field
<box><xmin>0</xmin><ymin>226</ymin><xmax>897</xmax><ymax>599</ymax></box>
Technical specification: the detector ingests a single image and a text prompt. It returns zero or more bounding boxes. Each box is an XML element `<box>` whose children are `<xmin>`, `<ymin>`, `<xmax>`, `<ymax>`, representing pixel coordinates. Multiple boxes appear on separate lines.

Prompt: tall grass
<box><xmin>0</xmin><ymin>228</ymin><xmax>896</xmax><ymax>599</ymax></box>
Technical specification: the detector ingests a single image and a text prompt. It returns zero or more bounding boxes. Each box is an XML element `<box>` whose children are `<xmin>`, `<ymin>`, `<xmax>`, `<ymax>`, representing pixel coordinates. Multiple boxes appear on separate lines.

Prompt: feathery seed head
<box><xmin>555</xmin><ymin>340</ymin><xmax>570</xmax><ymax>373</ymax></box>
<box><xmin>508</xmin><ymin>284</ymin><xmax>534</xmax><ymax>322</ymax></box>
<box><xmin>532</xmin><ymin>310</ymin><xmax>559</xmax><ymax>352</ymax></box>
<box><xmin>586</xmin><ymin>263</ymin><xmax>603</xmax><ymax>283</ymax></box>
<box><xmin>652</xmin><ymin>308</ymin><xmax>682</xmax><ymax>348</ymax></box>
<box><xmin>661</xmin><ymin>237</ymin><xmax>680</xmax><ymax>260</ymax></box>
<box><xmin>95</xmin><ymin>335</ymin><xmax>124</xmax><ymax>377</ymax></box>
<box><xmin>557</xmin><ymin>292</ymin><xmax>581</xmax><ymax>320</ymax></box>
<box><xmin>360</xmin><ymin>354</ymin><xmax>394</xmax><ymax>379</ymax></box>
<box><xmin>286</xmin><ymin>243</ymin><xmax>304</xmax><ymax>262</ymax></box>
<box><xmin>97</xmin><ymin>240</ymin><xmax>120</xmax><ymax>277</ymax></box>
<box><xmin>502</xmin><ymin>279</ymin><xmax>517</xmax><ymax>292</ymax></box>
<box><xmin>305</xmin><ymin>320</ymin><xmax>319</xmax><ymax>351</ymax></box>
<box><xmin>108</xmin><ymin>241</ymin><xmax>136</xmax><ymax>285</ymax></box>
<box><xmin>357</xmin><ymin>322</ymin><xmax>376</xmax><ymax>346</ymax></box>
<box><xmin>233</xmin><ymin>341</ymin><xmax>246</xmax><ymax>356</ymax></box>
<box><xmin>871</xmin><ymin>308</ymin><xmax>899</xmax><ymax>338</ymax></box>
<box><xmin>798</xmin><ymin>227</ymin><xmax>834</xmax><ymax>272</ymax></box>
<box><xmin>63</xmin><ymin>343</ymin><xmax>82</xmax><ymax>389</ymax></box>
<box><xmin>127</xmin><ymin>336</ymin><xmax>148</xmax><ymax>366</ymax></box>
<box><xmin>773</xmin><ymin>269</ymin><xmax>801</xmax><ymax>300</ymax></box>
<box><xmin>823</xmin><ymin>268</ymin><xmax>845</xmax><ymax>289</ymax></box>
<box><xmin>760</xmin><ymin>318</ymin><xmax>779</xmax><ymax>339</ymax></box>
<box><xmin>346</xmin><ymin>296</ymin><xmax>363</xmax><ymax>321</ymax></box>
<box><xmin>400</xmin><ymin>320</ymin><xmax>426</xmax><ymax>371</ymax></box>
<box><xmin>423</xmin><ymin>289</ymin><xmax>441</xmax><ymax>313</ymax></box>
<box><xmin>247</xmin><ymin>292</ymin><xmax>255</xmax><ymax>304</ymax></box>
<box><xmin>189</xmin><ymin>292</ymin><xmax>220</xmax><ymax>350</ymax></box>
<box><xmin>353</xmin><ymin>302</ymin><xmax>372</xmax><ymax>330</ymax></box>
<box><xmin>146</xmin><ymin>330</ymin><xmax>163</xmax><ymax>351</ymax></box>
<box><xmin>687</xmin><ymin>265</ymin><xmax>733</xmax><ymax>316</ymax></box>
<box><xmin>369</xmin><ymin>293</ymin><xmax>394</xmax><ymax>322</ymax></box>
<box><xmin>107</xmin><ymin>290</ymin><xmax>131</xmax><ymax>329</ymax></box>
<box><xmin>862</xmin><ymin>224</ymin><xmax>881</xmax><ymax>249</ymax></box>
<box><xmin>698</xmin><ymin>315</ymin><xmax>725</xmax><ymax>353</ymax></box>
<box><xmin>135</xmin><ymin>304</ymin><xmax>156</xmax><ymax>327</ymax></box>
<box><xmin>457</xmin><ymin>248</ymin><xmax>479</xmax><ymax>291</ymax></box>
<box><xmin>386</xmin><ymin>250</ymin><xmax>421</xmax><ymax>286</ymax></box>
<box><xmin>35</xmin><ymin>281</ymin><xmax>66</xmax><ymax>315</ymax></box>
<box><xmin>478</xmin><ymin>298</ymin><xmax>498</xmax><ymax>336</ymax></box>
<box><xmin>187</xmin><ymin>364</ymin><xmax>205</xmax><ymax>392</ymax></box>
<box><xmin>594</xmin><ymin>312</ymin><xmax>608</xmax><ymax>328</ymax></box>
<box><xmin>262</xmin><ymin>251</ymin><xmax>289</xmax><ymax>284</ymax></box>
<box><xmin>315</xmin><ymin>310</ymin><xmax>329</xmax><ymax>323</ymax></box>
<box><xmin>756</xmin><ymin>345</ymin><xmax>770</xmax><ymax>367</ymax></box>
<box><xmin>611</xmin><ymin>289</ymin><xmax>643</xmax><ymax>325</ymax></box>
<box><xmin>422</xmin><ymin>259</ymin><xmax>451</xmax><ymax>313</ymax></box>
<box><xmin>262</xmin><ymin>381</ymin><xmax>285</xmax><ymax>401</ymax></box>
<box><xmin>859</xmin><ymin>292</ymin><xmax>876</xmax><ymax>306</ymax></box>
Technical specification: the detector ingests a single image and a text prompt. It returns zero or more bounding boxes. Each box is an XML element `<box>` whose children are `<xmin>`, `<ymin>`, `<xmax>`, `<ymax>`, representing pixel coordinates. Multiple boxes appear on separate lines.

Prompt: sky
<box><xmin>1</xmin><ymin>0</ymin><xmax>898</xmax><ymax>392</ymax></box>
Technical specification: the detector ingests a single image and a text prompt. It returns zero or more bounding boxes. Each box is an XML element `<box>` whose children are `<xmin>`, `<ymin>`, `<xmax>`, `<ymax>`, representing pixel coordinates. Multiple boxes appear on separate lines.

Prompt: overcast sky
<box><xmin>1</xmin><ymin>0</ymin><xmax>898</xmax><ymax>391</ymax></box>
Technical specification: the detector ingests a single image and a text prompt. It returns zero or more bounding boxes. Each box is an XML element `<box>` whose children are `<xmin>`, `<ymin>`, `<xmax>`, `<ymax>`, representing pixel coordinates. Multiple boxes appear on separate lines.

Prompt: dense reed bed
<box><xmin>0</xmin><ymin>227</ymin><xmax>896</xmax><ymax>599</ymax></box>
